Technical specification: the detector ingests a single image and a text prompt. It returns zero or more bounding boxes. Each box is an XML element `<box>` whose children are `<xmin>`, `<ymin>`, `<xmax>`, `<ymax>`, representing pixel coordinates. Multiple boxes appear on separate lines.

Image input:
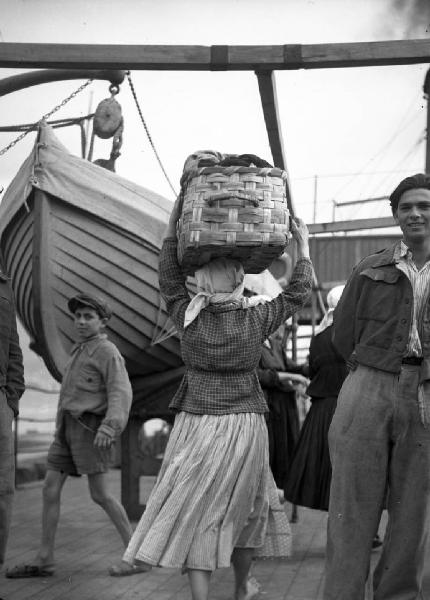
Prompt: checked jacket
<box><xmin>159</xmin><ymin>238</ymin><xmax>313</xmax><ymax>415</ymax></box>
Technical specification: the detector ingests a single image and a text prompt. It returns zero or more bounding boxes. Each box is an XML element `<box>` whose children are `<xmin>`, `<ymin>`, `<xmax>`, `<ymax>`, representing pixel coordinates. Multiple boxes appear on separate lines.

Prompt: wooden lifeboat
<box><xmin>0</xmin><ymin>123</ymin><xmax>185</xmax><ymax>405</ymax></box>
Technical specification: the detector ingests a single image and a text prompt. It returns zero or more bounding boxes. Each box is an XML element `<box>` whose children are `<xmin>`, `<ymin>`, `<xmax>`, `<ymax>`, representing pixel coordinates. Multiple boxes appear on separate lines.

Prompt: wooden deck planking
<box><xmin>3</xmin><ymin>470</ymin><xmax>430</xmax><ymax>599</ymax></box>
<box><xmin>3</xmin><ymin>471</ymin><xmax>327</xmax><ymax>599</ymax></box>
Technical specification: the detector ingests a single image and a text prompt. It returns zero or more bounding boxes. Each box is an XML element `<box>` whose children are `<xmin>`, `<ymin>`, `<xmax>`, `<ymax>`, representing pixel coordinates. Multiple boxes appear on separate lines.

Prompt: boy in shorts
<box><xmin>6</xmin><ymin>293</ymin><xmax>133</xmax><ymax>578</ymax></box>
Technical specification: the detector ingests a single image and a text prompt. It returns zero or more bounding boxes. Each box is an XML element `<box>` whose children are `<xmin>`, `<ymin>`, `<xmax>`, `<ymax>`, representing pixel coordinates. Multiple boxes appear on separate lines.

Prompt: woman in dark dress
<box><xmin>284</xmin><ymin>286</ymin><xmax>346</xmax><ymax>510</ymax></box>
<box><xmin>258</xmin><ymin>324</ymin><xmax>308</xmax><ymax>490</ymax></box>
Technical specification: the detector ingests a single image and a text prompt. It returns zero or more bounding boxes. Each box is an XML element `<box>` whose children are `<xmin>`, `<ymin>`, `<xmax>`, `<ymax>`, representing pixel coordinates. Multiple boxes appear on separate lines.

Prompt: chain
<box><xmin>126</xmin><ymin>72</ymin><xmax>177</xmax><ymax>197</ymax></box>
<box><xmin>0</xmin><ymin>79</ymin><xmax>93</xmax><ymax>158</ymax></box>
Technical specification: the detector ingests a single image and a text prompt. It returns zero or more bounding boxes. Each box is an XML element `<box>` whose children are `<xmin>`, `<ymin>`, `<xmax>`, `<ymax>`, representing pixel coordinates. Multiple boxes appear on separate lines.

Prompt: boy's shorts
<box><xmin>47</xmin><ymin>411</ymin><xmax>111</xmax><ymax>476</ymax></box>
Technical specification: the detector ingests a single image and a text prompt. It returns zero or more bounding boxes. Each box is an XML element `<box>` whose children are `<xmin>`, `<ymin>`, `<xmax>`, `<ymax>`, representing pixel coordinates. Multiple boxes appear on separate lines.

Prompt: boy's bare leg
<box><xmin>188</xmin><ymin>569</ymin><xmax>211</xmax><ymax>600</ymax></box>
<box><xmin>87</xmin><ymin>472</ymin><xmax>133</xmax><ymax>546</ymax></box>
<box><xmin>89</xmin><ymin>472</ymin><xmax>151</xmax><ymax>577</ymax></box>
<box><xmin>35</xmin><ymin>469</ymin><xmax>68</xmax><ymax>566</ymax></box>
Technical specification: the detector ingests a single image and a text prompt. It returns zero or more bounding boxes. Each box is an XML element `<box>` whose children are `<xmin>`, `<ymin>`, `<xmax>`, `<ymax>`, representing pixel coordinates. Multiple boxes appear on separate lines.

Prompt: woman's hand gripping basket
<box><xmin>177</xmin><ymin>152</ymin><xmax>290</xmax><ymax>275</ymax></box>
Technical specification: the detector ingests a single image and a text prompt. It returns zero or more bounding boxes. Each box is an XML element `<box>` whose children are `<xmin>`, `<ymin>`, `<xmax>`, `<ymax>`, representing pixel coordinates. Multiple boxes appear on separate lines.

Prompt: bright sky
<box><xmin>0</xmin><ymin>0</ymin><xmax>429</xmax><ymax>225</ymax></box>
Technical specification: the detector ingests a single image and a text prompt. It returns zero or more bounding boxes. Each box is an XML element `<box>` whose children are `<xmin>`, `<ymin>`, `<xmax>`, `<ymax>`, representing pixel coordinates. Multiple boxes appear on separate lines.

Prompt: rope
<box><xmin>151</xmin><ymin>324</ymin><xmax>178</xmax><ymax>346</ymax></box>
<box><xmin>150</xmin><ymin>294</ymin><xmax>178</xmax><ymax>346</ymax></box>
<box><xmin>126</xmin><ymin>72</ymin><xmax>177</xmax><ymax>197</ymax></box>
<box><xmin>0</xmin><ymin>79</ymin><xmax>93</xmax><ymax>158</ymax></box>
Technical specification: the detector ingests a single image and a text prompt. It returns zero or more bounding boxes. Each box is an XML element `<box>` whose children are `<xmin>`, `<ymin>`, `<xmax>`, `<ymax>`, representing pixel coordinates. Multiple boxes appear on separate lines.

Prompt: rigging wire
<box><xmin>356</xmin><ymin>112</ymin><xmax>425</xmax><ymax>201</ymax></box>
<box><xmin>126</xmin><ymin>72</ymin><xmax>178</xmax><ymax>197</ymax></box>
<box><xmin>326</xmin><ymin>131</ymin><xmax>426</xmax><ymax>225</ymax></box>
<box><xmin>335</xmin><ymin>113</ymin><xmax>423</xmax><ymax>203</ymax></box>
<box><xmin>330</xmin><ymin>135</ymin><xmax>424</xmax><ymax>231</ymax></box>
<box><xmin>331</xmin><ymin>91</ymin><xmax>425</xmax><ymax>202</ymax></box>
<box><xmin>368</xmin><ymin>133</ymin><xmax>426</xmax><ymax>199</ymax></box>
<box><xmin>0</xmin><ymin>114</ymin><xmax>94</xmax><ymax>132</ymax></box>
<box><xmin>0</xmin><ymin>79</ymin><xmax>93</xmax><ymax>158</ymax></box>
<box><xmin>292</xmin><ymin>168</ymin><xmax>425</xmax><ymax>181</ymax></box>
<box><xmin>126</xmin><ymin>70</ymin><xmax>179</xmax><ymax>344</ymax></box>
<box><xmin>0</xmin><ymin>114</ymin><xmax>95</xmax><ymax>133</ymax></box>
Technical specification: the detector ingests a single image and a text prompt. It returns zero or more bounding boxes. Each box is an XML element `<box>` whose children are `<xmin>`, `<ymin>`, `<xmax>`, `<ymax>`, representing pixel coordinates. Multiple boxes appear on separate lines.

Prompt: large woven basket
<box><xmin>177</xmin><ymin>165</ymin><xmax>290</xmax><ymax>275</ymax></box>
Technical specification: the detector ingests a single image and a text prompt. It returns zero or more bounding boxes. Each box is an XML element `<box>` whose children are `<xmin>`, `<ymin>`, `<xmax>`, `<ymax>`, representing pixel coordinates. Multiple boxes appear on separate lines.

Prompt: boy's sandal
<box><xmin>108</xmin><ymin>562</ymin><xmax>150</xmax><ymax>577</ymax></box>
<box><xmin>5</xmin><ymin>564</ymin><xmax>55</xmax><ymax>578</ymax></box>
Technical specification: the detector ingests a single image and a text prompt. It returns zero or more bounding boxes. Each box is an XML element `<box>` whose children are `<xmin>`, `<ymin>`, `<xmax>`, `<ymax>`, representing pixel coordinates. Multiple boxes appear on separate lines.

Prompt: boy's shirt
<box><xmin>58</xmin><ymin>333</ymin><xmax>132</xmax><ymax>438</ymax></box>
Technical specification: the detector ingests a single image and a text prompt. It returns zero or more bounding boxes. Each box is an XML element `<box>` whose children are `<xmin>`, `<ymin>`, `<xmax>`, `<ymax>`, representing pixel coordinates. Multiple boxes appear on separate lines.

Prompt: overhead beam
<box><xmin>256</xmin><ymin>71</ymin><xmax>286</xmax><ymax>170</ymax></box>
<box><xmin>1</xmin><ymin>39</ymin><xmax>430</xmax><ymax>70</ymax></box>
<box><xmin>255</xmin><ymin>70</ymin><xmax>295</xmax><ymax>216</ymax></box>
<box><xmin>309</xmin><ymin>215</ymin><xmax>396</xmax><ymax>234</ymax></box>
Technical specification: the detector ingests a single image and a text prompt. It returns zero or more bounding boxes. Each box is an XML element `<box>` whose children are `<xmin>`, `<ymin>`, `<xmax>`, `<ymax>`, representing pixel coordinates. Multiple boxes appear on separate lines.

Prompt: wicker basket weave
<box><xmin>177</xmin><ymin>165</ymin><xmax>290</xmax><ymax>275</ymax></box>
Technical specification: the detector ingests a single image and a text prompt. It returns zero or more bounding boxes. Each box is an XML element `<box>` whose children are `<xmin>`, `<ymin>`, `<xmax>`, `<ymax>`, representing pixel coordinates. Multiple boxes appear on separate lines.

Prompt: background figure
<box><xmin>284</xmin><ymin>286</ymin><xmax>346</xmax><ymax>510</ymax></box>
<box><xmin>258</xmin><ymin>322</ymin><xmax>307</xmax><ymax>490</ymax></box>
<box><xmin>0</xmin><ymin>273</ymin><xmax>25</xmax><ymax>572</ymax></box>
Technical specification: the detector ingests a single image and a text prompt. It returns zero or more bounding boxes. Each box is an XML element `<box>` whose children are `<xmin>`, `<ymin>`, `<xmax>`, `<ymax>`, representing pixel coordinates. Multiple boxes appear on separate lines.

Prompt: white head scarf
<box><xmin>314</xmin><ymin>284</ymin><xmax>345</xmax><ymax>336</ymax></box>
<box><xmin>184</xmin><ymin>258</ymin><xmax>270</xmax><ymax>328</ymax></box>
<box><xmin>243</xmin><ymin>269</ymin><xmax>283</xmax><ymax>300</ymax></box>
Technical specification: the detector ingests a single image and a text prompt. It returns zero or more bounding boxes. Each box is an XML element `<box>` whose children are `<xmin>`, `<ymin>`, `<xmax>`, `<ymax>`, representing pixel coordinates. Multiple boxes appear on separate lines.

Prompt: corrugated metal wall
<box><xmin>309</xmin><ymin>234</ymin><xmax>400</xmax><ymax>287</ymax></box>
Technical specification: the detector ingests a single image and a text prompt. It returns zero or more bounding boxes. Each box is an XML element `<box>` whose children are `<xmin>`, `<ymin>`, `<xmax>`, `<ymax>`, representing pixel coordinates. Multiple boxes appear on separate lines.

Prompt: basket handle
<box><xmin>206</xmin><ymin>191</ymin><xmax>259</xmax><ymax>207</ymax></box>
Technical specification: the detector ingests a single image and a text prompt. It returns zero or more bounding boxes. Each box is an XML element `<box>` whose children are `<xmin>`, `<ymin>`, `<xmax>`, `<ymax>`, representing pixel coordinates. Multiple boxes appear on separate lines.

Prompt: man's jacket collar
<box><xmin>370</xmin><ymin>242</ymin><xmax>400</xmax><ymax>268</ymax></box>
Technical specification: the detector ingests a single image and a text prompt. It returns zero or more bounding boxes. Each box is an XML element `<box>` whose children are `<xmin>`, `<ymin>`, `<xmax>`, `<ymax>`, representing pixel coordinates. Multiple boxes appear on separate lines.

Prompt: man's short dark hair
<box><xmin>390</xmin><ymin>173</ymin><xmax>430</xmax><ymax>213</ymax></box>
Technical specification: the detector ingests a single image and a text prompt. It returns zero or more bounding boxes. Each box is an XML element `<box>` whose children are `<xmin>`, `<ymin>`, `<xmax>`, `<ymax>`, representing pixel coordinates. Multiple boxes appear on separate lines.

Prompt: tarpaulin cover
<box><xmin>0</xmin><ymin>123</ymin><xmax>173</xmax><ymax>249</ymax></box>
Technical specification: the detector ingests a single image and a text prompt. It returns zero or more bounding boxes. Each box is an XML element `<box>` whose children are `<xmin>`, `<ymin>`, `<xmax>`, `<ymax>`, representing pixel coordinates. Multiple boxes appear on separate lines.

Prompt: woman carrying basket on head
<box><xmin>110</xmin><ymin>195</ymin><xmax>313</xmax><ymax>600</ymax></box>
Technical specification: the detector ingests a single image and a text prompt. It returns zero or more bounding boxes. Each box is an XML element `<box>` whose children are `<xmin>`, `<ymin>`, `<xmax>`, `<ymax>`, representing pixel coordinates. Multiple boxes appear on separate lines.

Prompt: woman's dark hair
<box><xmin>390</xmin><ymin>173</ymin><xmax>430</xmax><ymax>213</ymax></box>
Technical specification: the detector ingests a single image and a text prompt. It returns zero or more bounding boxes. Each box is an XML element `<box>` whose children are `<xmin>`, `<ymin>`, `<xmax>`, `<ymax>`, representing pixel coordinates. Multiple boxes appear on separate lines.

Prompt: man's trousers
<box><xmin>324</xmin><ymin>363</ymin><xmax>430</xmax><ymax>600</ymax></box>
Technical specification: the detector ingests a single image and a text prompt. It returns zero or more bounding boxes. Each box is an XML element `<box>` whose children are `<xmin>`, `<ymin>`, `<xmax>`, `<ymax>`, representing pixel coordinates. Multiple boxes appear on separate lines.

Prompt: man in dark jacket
<box><xmin>0</xmin><ymin>271</ymin><xmax>24</xmax><ymax>574</ymax></box>
<box><xmin>324</xmin><ymin>173</ymin><xmax>430</xmax><ymax>600</ymax></box>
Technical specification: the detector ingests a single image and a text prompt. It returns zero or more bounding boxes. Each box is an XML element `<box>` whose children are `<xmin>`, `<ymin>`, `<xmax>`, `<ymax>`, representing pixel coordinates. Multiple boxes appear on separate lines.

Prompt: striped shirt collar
<box><xmin>394</xmin><ymin>240</ymin><xmax>430</xmax><ymax>356</ymax></box>
<box><xmin>394</xmin><ymin>240</ymin><xmax>411</xmax><ymax>262</ymax></box>
<box><xmin>394</xmin><ymin>239</ymin><xmax>430</xmax><ymax>272</ymax></box>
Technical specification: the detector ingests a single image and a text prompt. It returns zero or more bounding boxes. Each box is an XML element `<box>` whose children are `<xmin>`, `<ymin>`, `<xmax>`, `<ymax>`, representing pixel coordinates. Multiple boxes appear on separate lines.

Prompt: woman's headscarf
<box><xmin>314</xmin><ymin>284</ymin><xmax>345</xmax><ymax>336</ymax></box>
<box><xmin>184</xmin><ymin>258</ymin><xmax>270</xmax><ymax>328</ymax></box>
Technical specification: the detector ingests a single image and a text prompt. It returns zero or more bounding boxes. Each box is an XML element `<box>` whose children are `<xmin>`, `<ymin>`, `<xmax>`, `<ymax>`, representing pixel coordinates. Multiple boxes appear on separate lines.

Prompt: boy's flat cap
<box><xmin>68</xmin><ymin>293</ymin><xmax>112</xmax><ymax>320</ymax></box>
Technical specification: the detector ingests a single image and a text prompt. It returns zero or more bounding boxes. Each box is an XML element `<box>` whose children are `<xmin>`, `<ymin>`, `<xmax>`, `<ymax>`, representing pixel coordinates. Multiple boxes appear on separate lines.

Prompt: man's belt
<box><xmin>401</xmin><ymin>356</ymin><xmax>423</xmax><ymax>365</ymax></box>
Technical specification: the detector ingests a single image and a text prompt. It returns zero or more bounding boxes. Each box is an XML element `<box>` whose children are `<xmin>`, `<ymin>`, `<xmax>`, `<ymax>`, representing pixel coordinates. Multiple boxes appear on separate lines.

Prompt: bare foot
<box><xmin>34</xmin><ymin>553</ymin><xmax>55</xmax><ymax>568</ymax></box>
<box><xmin>235</xmin><ymin>576</ymin><xmax>261</xmax><ymax>600</ymax></box>
<box><xmin>108</xmin><ymin>560</ymin><xmax>152</xmax><ymax>577</ymax></box>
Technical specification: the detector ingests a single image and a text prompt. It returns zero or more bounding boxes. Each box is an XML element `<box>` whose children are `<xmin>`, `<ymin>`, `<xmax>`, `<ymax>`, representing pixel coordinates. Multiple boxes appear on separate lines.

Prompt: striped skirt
<box><xmin>123</xmin><ymin>411</ymin><xmax>291</xmax><ymax>571</ymax></box>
